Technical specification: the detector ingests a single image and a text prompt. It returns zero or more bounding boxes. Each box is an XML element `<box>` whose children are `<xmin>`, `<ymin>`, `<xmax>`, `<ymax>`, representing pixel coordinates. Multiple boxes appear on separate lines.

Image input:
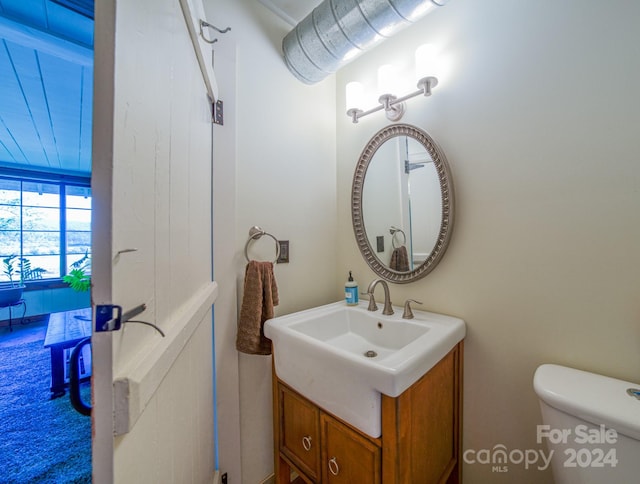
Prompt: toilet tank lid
<box><xmin>534</xmin><ymin>364</ymin><xmax>640</xmax><ymax>441</ymax></box>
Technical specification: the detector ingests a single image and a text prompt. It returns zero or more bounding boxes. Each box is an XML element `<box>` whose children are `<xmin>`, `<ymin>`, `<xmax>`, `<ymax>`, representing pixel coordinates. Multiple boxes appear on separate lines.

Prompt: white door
<box><xmin>91</xmin><ymin>0</ymin><xmax>218</xmax><ymax>482</ymax></box>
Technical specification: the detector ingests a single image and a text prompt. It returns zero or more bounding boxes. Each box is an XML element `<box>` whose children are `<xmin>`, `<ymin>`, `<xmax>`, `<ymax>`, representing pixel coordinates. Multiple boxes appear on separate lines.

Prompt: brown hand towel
<box><xmin>236</xmin><ymin>260</ymin><xmax>279</xmax><ymax>355</ymax></box>
<box><xmin>389</xmin><ymin>246</ymin><xmax>410</xmax><ymax>272</ymax></box>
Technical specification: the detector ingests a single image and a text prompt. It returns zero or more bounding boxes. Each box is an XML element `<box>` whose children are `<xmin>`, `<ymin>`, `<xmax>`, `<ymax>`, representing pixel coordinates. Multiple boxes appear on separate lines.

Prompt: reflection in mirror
<box><xmin>362</xmin><ymin>135</ymin><xmax>443</xmax><ymax>272</ymax></box>
<box><xmin>352</xmin><ymin>124</ymin><xmax>454</xmax><ymax>283</ymax></box>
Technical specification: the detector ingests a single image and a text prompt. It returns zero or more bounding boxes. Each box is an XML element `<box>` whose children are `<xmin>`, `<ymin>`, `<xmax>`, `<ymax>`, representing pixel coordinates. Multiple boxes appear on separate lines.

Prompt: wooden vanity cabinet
<box><xmin>273</xmin><ymin>342</ymin><xmax>463</xmax><ymax>484</ymax></box>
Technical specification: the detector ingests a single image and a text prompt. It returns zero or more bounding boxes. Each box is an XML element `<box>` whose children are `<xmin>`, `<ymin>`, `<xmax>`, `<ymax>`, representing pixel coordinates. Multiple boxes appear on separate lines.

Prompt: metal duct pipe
<box><xmin>283</xmin><ymin>0</ymin><xmax>448</xmax><ymax>84</ymax></box>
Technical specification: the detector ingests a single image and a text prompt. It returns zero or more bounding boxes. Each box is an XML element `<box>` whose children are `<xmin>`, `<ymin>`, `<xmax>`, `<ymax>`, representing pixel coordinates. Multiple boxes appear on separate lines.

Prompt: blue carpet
<box><xmin>0</xmin><ymin>339</ymin><xmax>91</xmax><ymax>483</ymax></box>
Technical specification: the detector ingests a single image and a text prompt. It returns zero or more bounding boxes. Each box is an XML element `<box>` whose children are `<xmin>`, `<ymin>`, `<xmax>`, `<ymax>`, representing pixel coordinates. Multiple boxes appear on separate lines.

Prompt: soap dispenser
<box><xmin>345</xmin><ymin>271</ymin><xmax>359</xmax><ymax>306</ymax></box>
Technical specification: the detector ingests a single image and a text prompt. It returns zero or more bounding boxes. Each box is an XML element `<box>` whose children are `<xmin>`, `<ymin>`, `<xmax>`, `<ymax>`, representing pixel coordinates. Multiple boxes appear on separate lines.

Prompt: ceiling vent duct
<box><xmin>282</xmin><ymin>0</ymin><xmax>448</xmax><ymax>84</ymax></box>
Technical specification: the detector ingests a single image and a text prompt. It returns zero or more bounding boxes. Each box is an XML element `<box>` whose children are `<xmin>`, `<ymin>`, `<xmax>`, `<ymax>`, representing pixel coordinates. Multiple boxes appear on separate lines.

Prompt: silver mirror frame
<box><xmin>351</xmin><ymin>124</ymin><xmax>455</xmax><ymax>284</ymax></box>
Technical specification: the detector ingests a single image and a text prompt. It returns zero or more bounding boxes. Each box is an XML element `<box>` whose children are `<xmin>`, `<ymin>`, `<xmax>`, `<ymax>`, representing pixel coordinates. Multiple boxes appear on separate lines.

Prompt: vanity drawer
<box><xmin>321</xmin><ymin>413</ymin><xmax>381</xmax><ymax>484</ymax></box>
<box><xmin>279</xmin><ymin>385</ymin><xmax>321</xmax><ymax>481</ymax></box>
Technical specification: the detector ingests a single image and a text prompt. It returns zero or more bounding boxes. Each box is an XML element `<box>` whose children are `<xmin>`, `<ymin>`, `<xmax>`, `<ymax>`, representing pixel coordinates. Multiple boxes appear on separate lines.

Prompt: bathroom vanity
<box><xmin>266</xmin><ymin>119</ymin><xmax>464</xmax><ymax>481</ymax></box>
<box><xmin>272</xmin><ymin>342</ymin><xmax>463</xmax><ymax>483</ymax></box>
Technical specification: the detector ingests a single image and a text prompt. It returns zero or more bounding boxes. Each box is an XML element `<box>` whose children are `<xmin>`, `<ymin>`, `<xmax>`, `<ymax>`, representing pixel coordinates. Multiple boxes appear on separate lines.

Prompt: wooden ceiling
<box><xmin>0</xmin><ymin>0</ymin><xmax>93</xmax><ymax>176</ymax></box>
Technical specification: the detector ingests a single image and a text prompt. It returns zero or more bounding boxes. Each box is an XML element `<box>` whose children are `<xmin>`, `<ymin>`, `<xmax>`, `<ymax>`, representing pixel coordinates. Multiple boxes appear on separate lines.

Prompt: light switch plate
<box><xmin>277</xmin><ymin>240</ymin><xmax>289</xmax><ymax>263</ymax></box>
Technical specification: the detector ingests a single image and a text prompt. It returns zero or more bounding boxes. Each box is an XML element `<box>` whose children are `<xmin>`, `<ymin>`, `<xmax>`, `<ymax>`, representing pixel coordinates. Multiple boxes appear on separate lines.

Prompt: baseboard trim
<box><xmin>0</xmin><ymin>313</ymin><xmax>48</xmax><ymax>328</ymax></box>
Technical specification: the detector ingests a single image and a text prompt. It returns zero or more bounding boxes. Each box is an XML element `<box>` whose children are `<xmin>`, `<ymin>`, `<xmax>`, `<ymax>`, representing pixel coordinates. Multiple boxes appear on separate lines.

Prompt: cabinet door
<box><xmin>321</xmin><ymin>413</ymin><xmax>381</xmax><ymax>484</ymax></box>
<box><xmin>280</xmin><ymin>385</ymin><xmax>321</xmax><ymax>480</ymax></box>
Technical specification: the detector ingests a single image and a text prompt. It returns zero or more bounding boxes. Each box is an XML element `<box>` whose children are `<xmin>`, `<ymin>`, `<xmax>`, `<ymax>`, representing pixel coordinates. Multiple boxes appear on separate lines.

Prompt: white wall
<box><xmin>208</xmin><ymin>1</ymin><xmax>337</xmax><ymax>482</ymax></box>
<box><xmin>336</xmin><ymin>1</ymin><xmax>640</xmax><ymax>483</ymax></box>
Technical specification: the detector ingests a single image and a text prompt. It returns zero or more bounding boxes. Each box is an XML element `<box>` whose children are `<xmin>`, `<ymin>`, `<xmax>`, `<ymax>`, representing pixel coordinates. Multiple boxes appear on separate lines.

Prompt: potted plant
<box><xmin>0</xmin><ymin>255</ymin><xmax>46</xmax><ymax>306</ymax></box>
<box><xmin>63</xmin><ymin>251</ymin><xmax>91</xmax><ymax>292</ymax></box>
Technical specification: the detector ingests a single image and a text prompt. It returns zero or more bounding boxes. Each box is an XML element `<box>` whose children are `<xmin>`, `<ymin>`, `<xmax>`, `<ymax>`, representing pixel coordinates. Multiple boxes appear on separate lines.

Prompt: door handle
<box><xmin>69</xmin><ymin>337</ymin><xmax>92</xmax><ymax>416</ymax></box>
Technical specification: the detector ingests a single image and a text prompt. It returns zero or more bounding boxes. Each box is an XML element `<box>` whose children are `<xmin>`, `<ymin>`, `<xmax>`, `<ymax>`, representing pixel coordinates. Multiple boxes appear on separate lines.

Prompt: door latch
<box><xmin>95</xmin><ymin>303</ymin><xmax>164</xmax><ymax>337</ymax></box>
<box><xmin>95</xmin><ymin>303</ymin><xmax>146</xmax><ymax>332</ymax></box>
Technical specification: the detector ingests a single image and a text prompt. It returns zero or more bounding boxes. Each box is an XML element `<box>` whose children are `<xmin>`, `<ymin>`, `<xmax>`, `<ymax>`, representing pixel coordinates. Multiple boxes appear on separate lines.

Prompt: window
<box><xmin>0</xmin><ymin>173</ymin><xmax>91</xmax><ymax>284</ymax></box>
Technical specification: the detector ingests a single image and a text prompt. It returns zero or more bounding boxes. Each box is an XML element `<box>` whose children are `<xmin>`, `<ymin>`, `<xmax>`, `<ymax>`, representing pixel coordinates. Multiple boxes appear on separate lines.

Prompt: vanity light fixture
<box><xmin>346</xmin><ymin>43</ymin><xmax>439</xmax><ymax>124</ymax></box>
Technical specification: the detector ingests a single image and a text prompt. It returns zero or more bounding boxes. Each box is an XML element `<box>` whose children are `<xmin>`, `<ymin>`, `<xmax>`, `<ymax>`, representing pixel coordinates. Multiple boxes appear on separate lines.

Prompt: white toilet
<box><xmin>534</xmin><ymin>364</ymin><xmax>640</xmax><ymax>483</ymax></box>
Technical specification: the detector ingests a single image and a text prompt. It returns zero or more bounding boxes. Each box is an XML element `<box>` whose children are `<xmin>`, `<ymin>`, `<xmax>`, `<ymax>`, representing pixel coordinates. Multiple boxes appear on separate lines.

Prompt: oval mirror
<box><xmin>352</xmin><ymin>124</ymin><xmax>454</xmax><ymax>283</ymax></box>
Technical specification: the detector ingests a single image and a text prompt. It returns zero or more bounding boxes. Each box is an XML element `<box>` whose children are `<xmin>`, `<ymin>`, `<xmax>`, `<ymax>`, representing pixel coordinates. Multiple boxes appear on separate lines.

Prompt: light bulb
<box><xmin>415</xmin><ymin>44</ymin><xmax>437</xmax><ymax>80</ymax></box>
<box><xmin>345</xmin><ymin>82</ymin><xmax>365</xmax><ymax>110</ymax></box>
<box><xmin>377</xmin><ymin>64</ymin><xmax>397</xmax><ymax>96</ymax></box>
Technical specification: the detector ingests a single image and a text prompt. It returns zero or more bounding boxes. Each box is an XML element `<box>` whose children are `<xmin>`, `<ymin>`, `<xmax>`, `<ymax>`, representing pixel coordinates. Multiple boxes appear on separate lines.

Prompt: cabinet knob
<box><xmin>328</xmin><ymin>457</ymin><xmax>340</xmax><ymax>476</ymax></box>
<box><xmin>301</xmin><ymin>435</ymin><xmax>312</xmax><ymax>451</ymax></box>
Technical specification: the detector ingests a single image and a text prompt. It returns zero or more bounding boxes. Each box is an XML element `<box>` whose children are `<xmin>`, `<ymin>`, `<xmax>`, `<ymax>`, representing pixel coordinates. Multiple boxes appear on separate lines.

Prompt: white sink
<box><xmin>264</xmin><ymin>301</ymin><xmax>465</xmax><ymax>438</ymax></box>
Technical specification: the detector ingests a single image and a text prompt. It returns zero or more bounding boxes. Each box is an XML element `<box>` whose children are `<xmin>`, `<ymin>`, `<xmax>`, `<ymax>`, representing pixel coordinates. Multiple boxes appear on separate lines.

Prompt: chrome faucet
<box><xmin>366</xmin><ymin>279</ymin><xmax>394</xmax><ymax>315</ymax></box>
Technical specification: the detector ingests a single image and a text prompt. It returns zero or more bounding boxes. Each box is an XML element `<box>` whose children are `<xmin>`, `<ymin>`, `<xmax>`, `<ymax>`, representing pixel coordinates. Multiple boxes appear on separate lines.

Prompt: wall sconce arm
<box><xmin>346</xmin><ymin>76</ymin><xmax>438</xmax><ymax>124</ymax></box>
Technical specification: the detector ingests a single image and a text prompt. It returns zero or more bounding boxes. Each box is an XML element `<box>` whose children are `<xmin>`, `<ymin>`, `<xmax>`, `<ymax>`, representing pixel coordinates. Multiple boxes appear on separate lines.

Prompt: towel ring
<box><xmin>390</xmin><ymin>226</ymin><xmax>406</xmax><ymax>249</ymax></box>
<box><xmin>244</xmin><ymin>226</ymin><xmax>280</xmax><ymax>264</ymax></box>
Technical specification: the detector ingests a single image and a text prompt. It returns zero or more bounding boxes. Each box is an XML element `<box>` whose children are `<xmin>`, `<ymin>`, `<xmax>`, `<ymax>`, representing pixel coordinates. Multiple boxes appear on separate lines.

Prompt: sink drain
<box><xmin>364</xmin><ymin>350</ymin><xmax>377</xmax><ymax>358</ymax></box>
